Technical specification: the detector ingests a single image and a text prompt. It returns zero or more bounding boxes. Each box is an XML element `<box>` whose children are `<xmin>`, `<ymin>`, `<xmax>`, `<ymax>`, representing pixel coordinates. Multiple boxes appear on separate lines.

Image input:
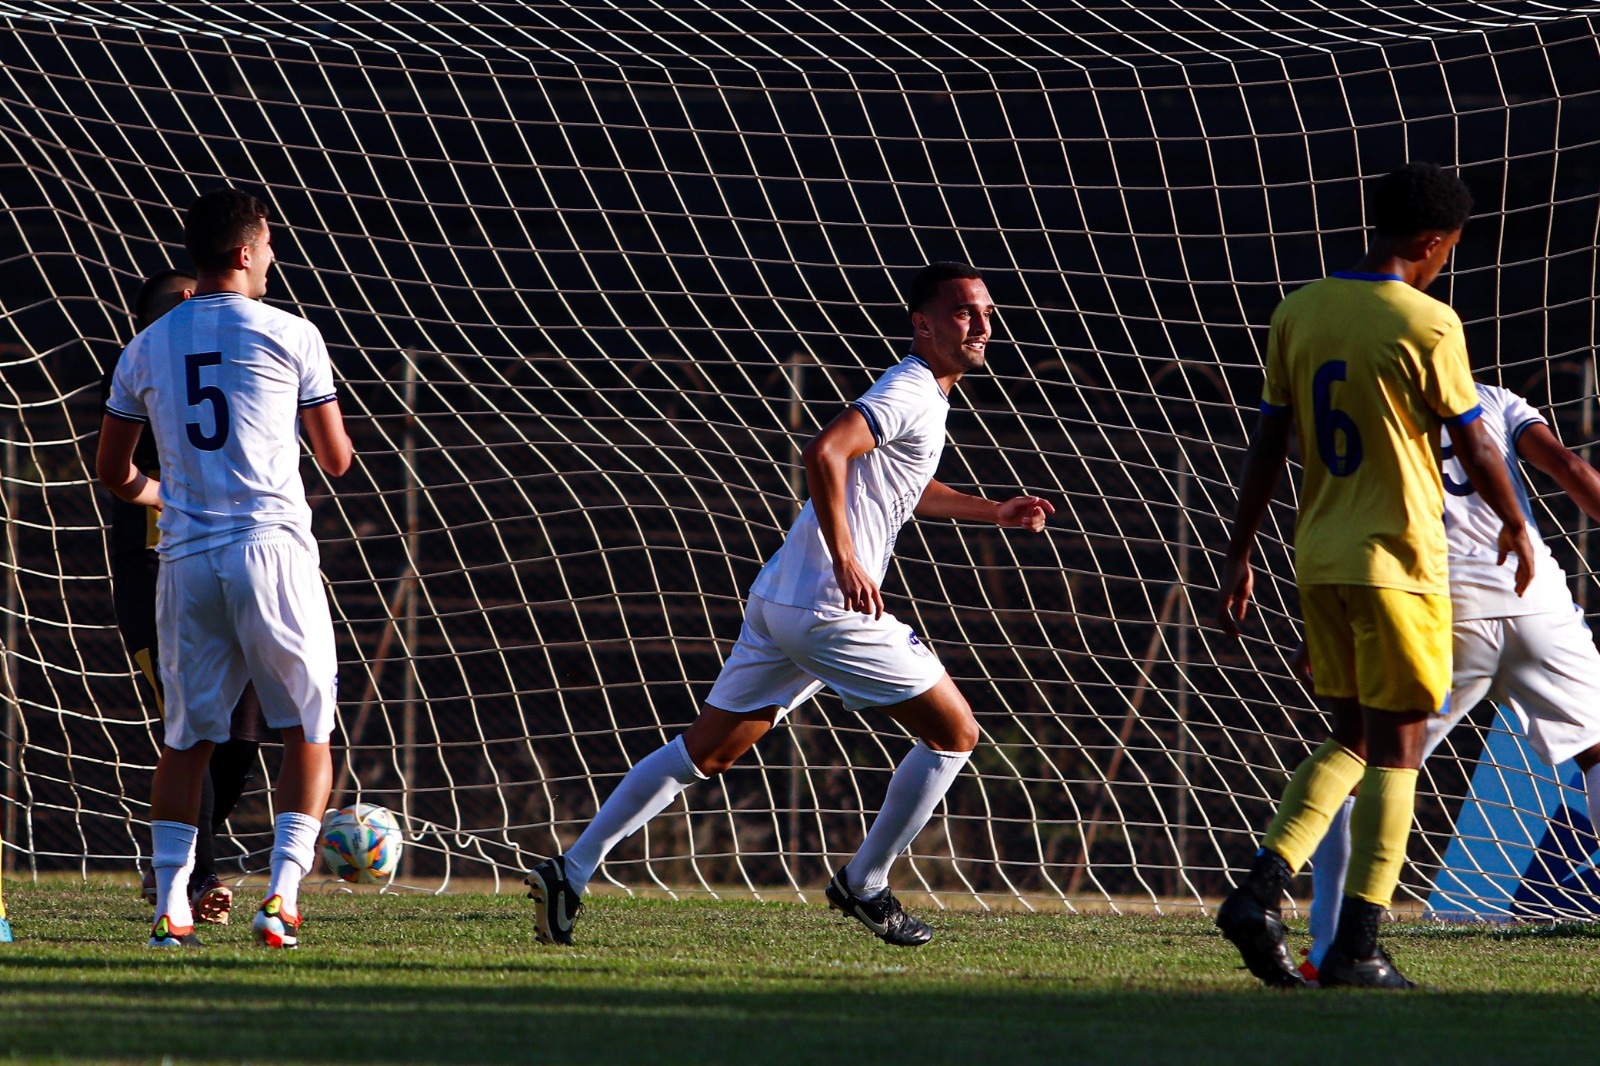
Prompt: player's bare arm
<box><xmin>96</xmin><ymin>416</ymin><xmax>161</xmax><ymax>509</ymax></box>
<box><xmin>1447</xmin><ymin>416</ymin><xmax>1535</xmax><ymax>593</ymax></box>
<box><xmin>1214</xmin><ymin>409</ymin><xmax>1292</xmax><ymax>636</ymax></box>
<box><xmin>1517</xmin><ymin>421</ymin><xmax>1600</xmax><ymax>521</ymax></box>
<box><xmin>914</xmin><ymin>480</ymin><xmax>1053</xmax><ymax>531</ymax></box>
<box><xmin>301</xmin><ymin>400</ymin><xmax>353</xmax><ymax>477</ymax></box>
<box><xmin>802</xmin><ymin>406</ymin><xmax>881</xmax><ymax>618</ymax></box>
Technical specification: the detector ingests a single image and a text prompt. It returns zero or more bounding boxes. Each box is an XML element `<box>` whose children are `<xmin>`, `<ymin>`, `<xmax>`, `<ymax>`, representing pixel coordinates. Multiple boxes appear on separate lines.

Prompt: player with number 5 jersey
<box><xmin>1212</xmin><ymin>163</ymin><xmax>1536</xmax><ymax>990</ymax></box>
<box><xmin>105</xmin><ymin>284</ymin><xmax>338</xmax><ymax>558</ymax></box>
<box><xmin>99</xmin><ymin>188</ymin><xmax>352</xmax><ymax>951</ymax></box>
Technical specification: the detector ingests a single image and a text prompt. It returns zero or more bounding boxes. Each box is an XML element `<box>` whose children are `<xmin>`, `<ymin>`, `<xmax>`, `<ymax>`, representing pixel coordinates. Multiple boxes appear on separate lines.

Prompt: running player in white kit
<box><xmin>525</xmin><ymin>262</ymin><xmax>1053</xmax><ymax>946</ymax></box>
<box><xmin>97</xmin><ymin>189</ymin><xmax>352</xmax><ymax>948</ymax></box>
<box><xmin>1300</xmin><ymin>382</ymin><xmax>1600</xmax><ymax>978</ymax></box>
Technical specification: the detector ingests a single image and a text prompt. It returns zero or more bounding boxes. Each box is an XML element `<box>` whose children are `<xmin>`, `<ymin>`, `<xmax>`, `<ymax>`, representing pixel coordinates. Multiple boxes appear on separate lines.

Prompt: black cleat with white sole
<box><xmin>824</xmin><ymin>869</ymin><xmax>933</xmax><ymax>947</ymax></box>
<box><xmin>525</xmin><ymin>855</ymin><xmax>584</xmax><ymax>946</ymax></box>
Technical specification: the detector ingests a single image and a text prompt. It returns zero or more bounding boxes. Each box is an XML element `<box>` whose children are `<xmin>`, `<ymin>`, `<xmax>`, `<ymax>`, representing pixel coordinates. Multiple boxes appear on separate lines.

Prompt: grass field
<box><xmin>4</xmin><ymin>879</ymin><xmax>1600</xmax><ymax>1064</ymax></box>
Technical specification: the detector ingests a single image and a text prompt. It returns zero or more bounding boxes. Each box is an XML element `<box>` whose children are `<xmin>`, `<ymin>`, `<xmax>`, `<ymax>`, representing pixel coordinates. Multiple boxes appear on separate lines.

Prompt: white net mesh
<box><xmin>1</xmin><ymin>1</ymin><xmax>1599</xmax><ymax>913</ymax></box>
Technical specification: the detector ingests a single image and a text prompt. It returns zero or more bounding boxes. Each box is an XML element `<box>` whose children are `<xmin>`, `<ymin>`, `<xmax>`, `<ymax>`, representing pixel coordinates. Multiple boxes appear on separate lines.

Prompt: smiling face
<box><xmin>912</xmin><ymin>276</ymin><xmax>994</xmax><ymax>378</ymax></box>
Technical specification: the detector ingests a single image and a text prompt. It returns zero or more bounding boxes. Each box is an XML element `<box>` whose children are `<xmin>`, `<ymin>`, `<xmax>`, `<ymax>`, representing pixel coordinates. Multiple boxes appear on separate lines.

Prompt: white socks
<box><xmin>844</xmin><ymin>742</ymin><xmax>971</xmax><ymax>898</ymax></box>
<box><xmin>1307</xmin><ymin>795</ymin><xmax>1354</xmax><ymax>969</ymax></box>
<box><xmin>267</xmin><ymin>811</ymin><xmax>322</xmax><ymax>915</ymax></box>
<box><xmin>152</xmin><ymin>820</ymin><xmax>199</xmax><ymax>928</ymax></box>
<box><xmin>563</xmin><ymin>735</ymin><xmax>706</xmax><ymax>895</ymax></box>
<box><xmin>559</xmin><ymin>734</ymin><xmax>971</xmax><ymax>900</ymax></box>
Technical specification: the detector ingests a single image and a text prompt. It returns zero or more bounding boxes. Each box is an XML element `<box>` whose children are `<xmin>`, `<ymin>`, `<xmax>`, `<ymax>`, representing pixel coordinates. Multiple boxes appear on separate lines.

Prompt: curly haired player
<box><xmin>1214</xmin><ymin>163</ymin><xmax>1534</xmax><ymax>989</ymax></box>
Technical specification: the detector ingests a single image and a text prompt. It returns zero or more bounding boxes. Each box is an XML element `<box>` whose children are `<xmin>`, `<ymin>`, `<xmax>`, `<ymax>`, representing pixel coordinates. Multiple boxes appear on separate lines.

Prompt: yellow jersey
<box><xmin>1261</xmin><ymin>273</ymin><xmax>1481</xmax><ymax>594</ymax></box>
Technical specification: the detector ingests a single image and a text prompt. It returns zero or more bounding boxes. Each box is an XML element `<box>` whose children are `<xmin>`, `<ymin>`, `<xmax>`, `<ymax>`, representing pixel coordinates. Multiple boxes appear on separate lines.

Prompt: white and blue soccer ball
<box><xmin>320</xmin><ymin>803</ymin><xmax>403</xmax><ymax>884</ymax></box>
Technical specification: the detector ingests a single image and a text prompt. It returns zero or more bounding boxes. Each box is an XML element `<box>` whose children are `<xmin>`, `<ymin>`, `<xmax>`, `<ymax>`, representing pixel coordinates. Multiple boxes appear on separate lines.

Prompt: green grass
<box><xmin>4</xmin><ymin>880</ymin><xmax>1600</xmax><ymax>1064</ymax></box>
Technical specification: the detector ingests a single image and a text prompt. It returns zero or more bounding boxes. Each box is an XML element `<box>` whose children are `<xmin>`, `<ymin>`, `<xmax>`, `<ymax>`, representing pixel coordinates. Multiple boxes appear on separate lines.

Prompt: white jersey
<box><xmin>1441</xmin><ymin>383</ymin><xmax>1570</xmax><ymax>620</ymax></box>
<box><xmin>105</xmin><ymin>291</ymin><xmax>338</xmax><ymax>562</ymax></box>
<box><xmin>750</xmin><ymin>355</ymin><xmax>948</xmax><ymax>610</ymax></box>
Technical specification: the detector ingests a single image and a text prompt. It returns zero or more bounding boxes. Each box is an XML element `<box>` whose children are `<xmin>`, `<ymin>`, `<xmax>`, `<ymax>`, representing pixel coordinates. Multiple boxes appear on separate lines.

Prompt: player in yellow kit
<box><xmin>1214</xmin><ymin>163</ymin><xmax>1535</xmax><ymax>988</ymax></box>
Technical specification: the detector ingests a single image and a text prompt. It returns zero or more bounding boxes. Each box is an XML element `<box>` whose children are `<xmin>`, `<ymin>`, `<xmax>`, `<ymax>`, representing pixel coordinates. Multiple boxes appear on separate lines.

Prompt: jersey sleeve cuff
<box><xmin>1258</xmin><ymin>400</ymin><xmax>1290</xmax><ymax>417</ymax></box>
<box><xmin>1510</xmin><ymin>415</ymin><xmax>1545</xmax><ymax>444</ymax></box>
<box><xmin>104</xmin><ymin>405</ymin><xmax>148</xmax><ymax>424</ymax></box>
<box><xmin>849</xmin><ymin>400</ymin><xmax>885</xmax><ymax>446</ymax></box>
<box><xmin>1441</xmin><ymin>403</ymin><xmax>1483</xmax><ymax>428</ymax></box>
<box><xmin>298</xmin><ymin>393</ymin><xmax>339</xmax><ymax>409</ymax></box>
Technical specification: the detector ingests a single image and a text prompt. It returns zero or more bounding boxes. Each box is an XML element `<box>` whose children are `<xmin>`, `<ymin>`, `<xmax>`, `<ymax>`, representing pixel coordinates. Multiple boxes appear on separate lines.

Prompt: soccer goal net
<box><xmin>1</xmin><ymin>1</ymin><xmax>1598</xmax><ymax>917</ymax></box>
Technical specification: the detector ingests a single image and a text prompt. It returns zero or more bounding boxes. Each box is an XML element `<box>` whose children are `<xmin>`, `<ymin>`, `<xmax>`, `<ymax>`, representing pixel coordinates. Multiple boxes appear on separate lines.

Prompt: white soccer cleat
<box><xmin>251</xmin><ymin>894</ymin><xmax>301</xmax><ymax>949</ymax></box>
<box><xmin>148</xmin><ymin>914</ymin><xmax>200</xmax><ymax>948</ymax></box>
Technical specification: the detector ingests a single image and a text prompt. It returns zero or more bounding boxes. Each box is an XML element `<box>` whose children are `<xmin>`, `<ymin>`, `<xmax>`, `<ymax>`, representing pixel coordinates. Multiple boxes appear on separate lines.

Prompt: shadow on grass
<box><xmin>6</xmin><ymin>978</ymin><xmax>1600</xmax><ymax>1065</ymax></box>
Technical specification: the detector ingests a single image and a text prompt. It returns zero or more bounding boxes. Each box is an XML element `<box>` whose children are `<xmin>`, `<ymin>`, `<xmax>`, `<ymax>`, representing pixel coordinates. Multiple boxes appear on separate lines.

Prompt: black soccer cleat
<box><xmin>525</xmin><ymin>855</ymin><xmax>583</xmax><ymax>946</ymax></box>
<box><xmin>824</xmin><ymin>869</ymin><xmax>933</xmax><ymax>947</ymax></box>
<box><xmin>1214</xmin><ymin>886</ymin><xmax>1308</xmax><ymax>989</ymax></box>
<box><xmin>1317</xmin><ymin>943</ymin><xmax>1418</xmax><ymax>990</ymax></box>
<box><xmin>1319</xmin><ymin>896</ymin><xmax>1418</xmax><ymax>989</ymax></box>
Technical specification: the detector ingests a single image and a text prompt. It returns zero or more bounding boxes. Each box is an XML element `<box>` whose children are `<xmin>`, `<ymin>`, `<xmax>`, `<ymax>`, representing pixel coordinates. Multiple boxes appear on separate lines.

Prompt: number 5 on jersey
<box><xmin>185</xmin><ymin>351</ymin><xmax>230</xmax><ymax>451</ymax></box>
<box><xmin>1312</xmin><ymin>359</ymin><xmax>1362</xmax><ymax>476</ymax></box>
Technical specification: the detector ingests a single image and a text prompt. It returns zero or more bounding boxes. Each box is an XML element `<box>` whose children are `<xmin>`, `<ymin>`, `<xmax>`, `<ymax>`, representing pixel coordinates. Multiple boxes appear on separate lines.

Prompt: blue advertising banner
<box><xmin>1427</xmin><ymin>705</ymin><xmax>1600</xmax><ymax>920</ymax></box>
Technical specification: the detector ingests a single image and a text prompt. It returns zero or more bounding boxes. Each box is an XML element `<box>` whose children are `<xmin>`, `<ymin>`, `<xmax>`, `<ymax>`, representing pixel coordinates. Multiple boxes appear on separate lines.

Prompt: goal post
<box><xmin>0</xmin><ymin>3</ymin><xmax>1598</xmax><ymax>915</ymax></box>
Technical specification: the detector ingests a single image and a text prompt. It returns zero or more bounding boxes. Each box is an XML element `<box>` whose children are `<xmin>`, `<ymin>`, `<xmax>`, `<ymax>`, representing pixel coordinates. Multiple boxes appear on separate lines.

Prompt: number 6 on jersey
<box><xmin>1312</xmin><ymin>359</ymin><xmax>1362</xmax><ymax>476</ymax></box>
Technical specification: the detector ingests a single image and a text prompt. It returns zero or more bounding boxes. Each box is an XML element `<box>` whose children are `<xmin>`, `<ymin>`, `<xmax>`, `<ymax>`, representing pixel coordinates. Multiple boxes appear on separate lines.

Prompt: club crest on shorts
<box><xmin>907</xmin><ymin>630</ymin><xmax>931</xmax><ymax>657</ymax></box>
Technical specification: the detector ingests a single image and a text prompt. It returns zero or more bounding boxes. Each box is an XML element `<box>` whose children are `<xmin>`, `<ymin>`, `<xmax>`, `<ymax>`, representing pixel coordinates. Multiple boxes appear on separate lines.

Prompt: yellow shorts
<box><xmin>1300</xmin><ymin>583</ymin><xmax>1451</xmax><ymax>713</ymax></box>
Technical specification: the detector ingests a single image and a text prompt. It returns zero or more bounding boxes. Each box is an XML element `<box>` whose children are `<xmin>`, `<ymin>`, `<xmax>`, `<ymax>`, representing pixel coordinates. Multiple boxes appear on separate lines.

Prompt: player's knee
<box><xmin>693</xmin><ymin>749</ymin><xmax>739</xmax><ymax>777</ymax></box>
<box><xmin>926</xmin><ymin>713</ymin><xmax>979</xmax><ymax>754</ymax></box>
<box><xmin>682</xmin><ymin>729</ymin><xmax>740</xmax><ymax>777</ymax></box>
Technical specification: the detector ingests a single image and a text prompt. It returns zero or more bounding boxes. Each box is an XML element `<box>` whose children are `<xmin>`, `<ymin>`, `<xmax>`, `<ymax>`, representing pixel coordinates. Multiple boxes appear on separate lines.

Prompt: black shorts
<box><xmin>111</xmin><ymin>550</ymin><xmax>159</xmax><ymax>672</ymax></box>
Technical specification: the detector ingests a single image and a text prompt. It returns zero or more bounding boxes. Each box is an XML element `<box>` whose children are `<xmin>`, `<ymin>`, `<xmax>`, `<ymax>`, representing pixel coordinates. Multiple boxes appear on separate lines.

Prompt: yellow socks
<box><xmin>1260</xmin><ymin>739</ymin><xmax>1366</xmax><ymax>872</ymax></box>
<box><xmin>1344</xmin><ymin>766</ymin><xmax>1419</xmax><ymax>908</ymax></box>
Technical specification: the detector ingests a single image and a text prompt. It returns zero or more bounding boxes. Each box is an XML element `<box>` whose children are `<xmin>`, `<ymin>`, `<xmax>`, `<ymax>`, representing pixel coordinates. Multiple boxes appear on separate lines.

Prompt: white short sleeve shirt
<box><xmin>750</xmin><ymin>355</ymin><xmax>949</xmax><ymax>610</ymax></box>
<box><xmin>1441</xmin><ymin>383</ymin><xmax>1570</xmax><ymax>619</ymax></box>
<box><xmin>106</xmin><ymin>291</ymin><xmax>338</xmax><ymax>561</ymax></box>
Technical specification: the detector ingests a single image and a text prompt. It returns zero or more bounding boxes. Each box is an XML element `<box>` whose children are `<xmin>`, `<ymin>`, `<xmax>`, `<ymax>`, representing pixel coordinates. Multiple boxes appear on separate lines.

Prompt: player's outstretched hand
<box><xmin>1497</xmin><ymin>521</ymin><xmax>1536</xmax><ymax>596</ymax></box>
<box><xmin>997</xmin><ymin>495</ymin><xmax>1055</xmax><ymax>532</ymax></box>
<box><xmin>1214</xmin><ymin>553</ymin><xmax>1254</xmax><ymax>637</ymax></box>
<box><xmin>834</xmin><ymin>558</ymin><xmax>885</xmax><ymax>619</ymax></box>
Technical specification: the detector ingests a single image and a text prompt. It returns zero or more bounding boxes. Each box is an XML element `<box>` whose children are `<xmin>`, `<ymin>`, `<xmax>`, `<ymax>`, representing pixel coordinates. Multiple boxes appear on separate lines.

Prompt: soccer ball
<box><xmin>319</xmin><ymin>803</ymin><xmax>403</xmax><ymax>884</ymax></box>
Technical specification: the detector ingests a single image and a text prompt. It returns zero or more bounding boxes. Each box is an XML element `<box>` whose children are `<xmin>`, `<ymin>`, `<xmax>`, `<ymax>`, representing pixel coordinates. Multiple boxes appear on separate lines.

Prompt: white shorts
<box><xmin>156</xmin><ymin>533</ymin><xmax>338</xmax><ymax>750</ymax></box>
<box><xmin>706</xmin><ymin>594</ymin><xmax>946</xmax><ymax>715</ymax></box>
<box><xmin>1427</xmin><ymin>607</ymin><xmax>1600</xmax><ymax>766</ymax></box>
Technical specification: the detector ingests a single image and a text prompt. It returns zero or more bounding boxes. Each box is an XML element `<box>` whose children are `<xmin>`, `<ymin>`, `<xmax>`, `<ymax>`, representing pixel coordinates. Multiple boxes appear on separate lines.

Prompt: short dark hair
<box><xmin>906</xmin><ymin>261</ymin><xmax>983</xmax><ymax>317</ymax></box>
<box><xmin>1370</xmin><ymin>163</ymin><xmax>1473</xmax><ymax>238</ymax></box>
<box><xmin>184</xmin><ymin>188</ymin><xmax>269</xmax><ymax>274</ymax></box>
<box><xmin>132</xmin><ymin>268</ymin><xmax>195</xmax><ymax>331</ymax></box>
